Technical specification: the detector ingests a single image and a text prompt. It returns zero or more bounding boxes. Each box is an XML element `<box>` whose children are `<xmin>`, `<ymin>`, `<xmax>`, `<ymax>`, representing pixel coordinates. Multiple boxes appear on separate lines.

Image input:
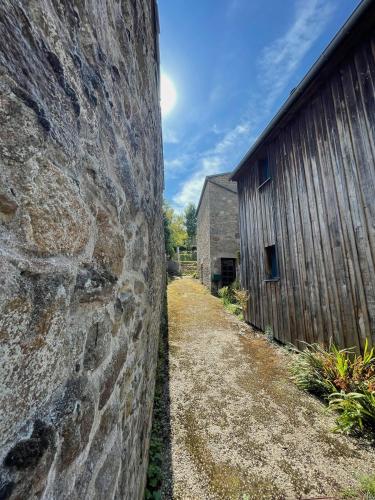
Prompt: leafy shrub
<box><xmin>144</xmin><ymin>435</ymin><xmax>163</xmax><ymax>498</ymax></box>
<box><xmin>291</xmin><ymin>340</ymin><xmax>375</xmax><ymax>395</ymax></box>
<box><xmin>218</xmin><ymin>285</ymin><xmax>249</xmax><ymax>320</ymax></box>
<box><xmin>291</xmin><ymin>340</ymin><xmax>375</xmax><ymax>434</ymax></box>
<box><xmin>329</xmin><ymin>390</ymin><xmax>375</xmax><ymax>433</ymax></box>
<box><xmin>145</xmin><ymin>298</ymin><xmax>168</xmax><ymax>499</ymax></box>
<box><xmin>233</xmin><ymin>289</ymin><xmax>249</xmax><ymax>313</ymax></box>
<box><xmin>218</xmin><ymin>286</ymin><xmax>235</xmax><ymax>304</ymax></box>
<box><xmin>290</xmin><ymin>343</ymin><xmax>341</xmax><ymax>396</ymax></box>
<box><xmin>225</xmin><ymin>302</ymin><xmax>242</xmax><ymax>316</ymax></box>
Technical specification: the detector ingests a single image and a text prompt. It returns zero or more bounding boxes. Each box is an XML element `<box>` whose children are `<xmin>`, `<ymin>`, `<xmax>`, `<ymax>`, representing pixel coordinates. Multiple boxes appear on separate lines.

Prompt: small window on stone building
<box><xmin>265</xmin><ymin>245</ymin><xmax>279</xmax><ymax>280</ymax></box>
<box><xmin>258</xmin><ymin>157</ymin><xmax>270</xmax><ymax>187</ymax></box>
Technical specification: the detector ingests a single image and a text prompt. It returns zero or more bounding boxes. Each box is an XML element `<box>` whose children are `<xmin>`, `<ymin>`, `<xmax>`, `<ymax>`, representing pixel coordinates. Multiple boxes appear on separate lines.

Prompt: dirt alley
<box><xmin>160</xmin><ymin>277</ymin><xmax>375</xmax><ymax>500</ymax></box>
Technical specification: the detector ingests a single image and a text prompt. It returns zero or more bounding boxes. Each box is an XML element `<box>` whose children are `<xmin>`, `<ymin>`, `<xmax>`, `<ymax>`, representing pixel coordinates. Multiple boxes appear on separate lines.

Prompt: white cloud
<box><xmin>211</xmin><ymin>124</ymin><xmax>225</xmax><ymax>135</ymax></box>
<box><xmin>164</xmin><ymin>158</ymin><xmax>184</xmax><ymax>170</ymax></box>
<box><xmin>163</xmin><ymin>127</ymin><xmax>180</xmax><ymax>144</ymax></box>
<box><xmin>213</xmin><ymin>122</ymin><xmax>251</xmax><ymax>154</ymax></box>
<box><xmin>172</xmin><ymin>121</ymin><xmax>254</xmax><ymax>209</ymax></box>
<box><xmin>258</xmin><ymin>0</ymin><xmax>335</xmax><ymax>108</ymax></box>
<box><xmin>164</xmin><ymin>154</ymin><xmax>192</xmax><ymax>179</ymax></box>
<box><xmin>171</xmin><ymin>0</ymin><xmax>336</xmax><ymax>211</ymax></box>
<box><xmin>173</xmin><ymin>157</ymin><xmax>223</xmax><ymax>208</ymax></box>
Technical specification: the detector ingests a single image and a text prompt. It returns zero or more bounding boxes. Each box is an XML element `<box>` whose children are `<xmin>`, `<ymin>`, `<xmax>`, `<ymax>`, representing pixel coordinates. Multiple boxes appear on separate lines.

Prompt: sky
<box><xmin>158</xmin><ymin>0</ymin><xmax>362</xmax><ymax>212</ymax></box>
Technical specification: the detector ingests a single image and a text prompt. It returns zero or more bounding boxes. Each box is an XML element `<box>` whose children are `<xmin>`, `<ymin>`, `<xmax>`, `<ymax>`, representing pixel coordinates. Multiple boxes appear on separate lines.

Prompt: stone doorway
<box><xmin>221</xmin><ymin>258</ymin><xmax>236</xmax><ymax>286</ymax></box>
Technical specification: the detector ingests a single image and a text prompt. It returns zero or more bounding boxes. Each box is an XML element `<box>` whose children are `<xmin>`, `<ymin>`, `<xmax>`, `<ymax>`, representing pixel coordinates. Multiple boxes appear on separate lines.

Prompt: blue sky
<box><xmin>159</xmin><ymin>0</ymin><xmax>361</xmax><ymax>211</ymax></box>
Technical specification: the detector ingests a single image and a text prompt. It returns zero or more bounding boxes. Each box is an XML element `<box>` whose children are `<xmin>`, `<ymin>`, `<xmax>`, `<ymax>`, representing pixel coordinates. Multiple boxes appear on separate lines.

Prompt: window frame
<box><xmin>264</xmin><ymin>244</ymin><xmax>280</xmax><ymax>282</ymax></box>
<box><xmin>257</xmin><ymin>157</ymin><xmax>271</xmax><ymax>190</ymax></box>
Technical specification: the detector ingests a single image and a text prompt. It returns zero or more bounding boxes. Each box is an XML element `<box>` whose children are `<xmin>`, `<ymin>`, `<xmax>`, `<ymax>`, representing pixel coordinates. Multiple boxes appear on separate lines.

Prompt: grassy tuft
<box><xmin>341</xmin><ymin>474</ymin><xmax>375</xmax><ymax>499</ymax></box>
<box><xmin>359</xmin><ymin>474</ymin><xmax>375</xmax><ymax>498</ymax></box>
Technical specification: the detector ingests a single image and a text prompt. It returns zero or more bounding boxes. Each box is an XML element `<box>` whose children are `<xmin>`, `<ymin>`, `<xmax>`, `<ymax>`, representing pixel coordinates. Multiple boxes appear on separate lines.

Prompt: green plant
<box><xmin>332</xmin><ymin>344</ymin><xmax>349</xmax><ymax>378</ymax></box>
<box><xmin>145</xmin><ymin>442</ymin><xmax>163</xmax><ymax>496</ymax></box>
<box><xmin>359</xmin><ymin>474</ymin><xmax>375</xmax><ymax>498</ymax></box>
<box><xmin>225</xmin><ymin>302</ymin><xmax>242</xmax><ymax>315</ymax></box>
<box><xmin>353</xmin><ymin>339</ymin><xmax>375</xmax><ymax>391</ymax></box>
<box><xmin>218</xmin><ymin>286</ymin><xmax>235</xmax><ymax>304</ymax></box>
<box><xmin>184</xmin><ymin>203</ymin><xmax>197</xmax><ymax>241</ymax></box>
<box><xmin>145</xmin><ymin>297</ymin><xmax>168</xmax><ymax>499</ymax></box>
<box><xmin>328</xmin><ymin>390</ymin><xmax>375</xmax><ymax>433</ymax></box>
<box><xmin>341</xmin><ymin>474</ymin><xmax>375</xmax><ymax>499</ymax></box>
<box><xmin>290</xmin><ymin>343</ymin><xmax>337</xmax><ymax>397</ymax></box>
<box><xmin>164</xmin><ymin>201</ymin><xmax>188</xmax><ymax>253</ymax></box>
<box><xmin>218</xmin><ymin>285</ymin><xmax>249</xmax><ymax>320</ymax></box>
<box><xmin>291</xmin><ymin>340</ymin><xmax>375</xmax><ymax>434</ymax></box>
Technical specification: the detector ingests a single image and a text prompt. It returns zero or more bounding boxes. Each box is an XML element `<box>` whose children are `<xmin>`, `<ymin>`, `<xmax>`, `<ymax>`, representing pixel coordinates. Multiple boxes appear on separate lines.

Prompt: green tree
<box><xmin>184</xmin><ymin>203</ymin><xmax>197</xmax><ymax>240</ymax></box>
<box><xmin>170</xmin><ymin>213</ymin><xmax>187</xmax><ymax>248</ymax></box>
<box><xmin>163</xmin><ymin>201</ymin><xmax>187</xmax><ymax>255</ymax></box>
<box><xmin>163</xmin><ymin>203</ymin><xmax>174</xmax><ymax>258</ymax></box>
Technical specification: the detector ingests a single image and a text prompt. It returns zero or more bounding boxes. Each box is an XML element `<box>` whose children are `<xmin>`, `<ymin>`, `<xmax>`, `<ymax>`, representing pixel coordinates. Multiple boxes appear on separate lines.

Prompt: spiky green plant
<box><xmin>291</xmin><ymin>340</ymin><xmax>375</xmax><ymax>434</ymax></box>
<box><xmin>290</xmin><ymin>343</ymin><xmax>337</xmax><ymax>397</ymax></box>
<box><xmin>328</xmin><ymin>390</ymin><xmax>375</xmax><ymax>433</ymax></box>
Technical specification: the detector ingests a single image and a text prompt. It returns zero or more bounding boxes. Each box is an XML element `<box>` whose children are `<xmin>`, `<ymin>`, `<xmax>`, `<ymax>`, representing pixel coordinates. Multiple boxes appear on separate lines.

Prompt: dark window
<box><xmin>221</xmin><ymin>258</ymin><xmax>236</xmax><ymax>286</ymax></box>
<box><xmin>258</xmin><ymin>158</ymin><xmax>270</xmax><ymax>186</ymax></box>
<box><xmin>265</xmin><ymin>245</ymin><xmax>279</xmax><ymax>279</ymax></box>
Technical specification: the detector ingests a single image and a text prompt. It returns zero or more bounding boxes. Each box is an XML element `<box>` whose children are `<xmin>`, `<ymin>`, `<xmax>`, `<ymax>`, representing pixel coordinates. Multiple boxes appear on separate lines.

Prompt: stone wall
<box><xmin>196</xmin><ymin>185</ymin><xmax>211</xmax><ymax>289</ymax></box>
<box><xmin>0</xmin><ymin>1</ymin><xmax>164</xmax><ymax>499</ymax></box>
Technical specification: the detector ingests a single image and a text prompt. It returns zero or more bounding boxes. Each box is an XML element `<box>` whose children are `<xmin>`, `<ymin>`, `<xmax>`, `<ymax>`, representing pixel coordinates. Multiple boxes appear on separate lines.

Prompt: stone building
<box><xmin>0</xmin><ymin>1</ymin><xmax>164</xmax><ymax>499</ymax></box>
<box><xmin>197</xmin><ymin>173</ymin><xmax>240</xmax><ymax>293</ymax></box>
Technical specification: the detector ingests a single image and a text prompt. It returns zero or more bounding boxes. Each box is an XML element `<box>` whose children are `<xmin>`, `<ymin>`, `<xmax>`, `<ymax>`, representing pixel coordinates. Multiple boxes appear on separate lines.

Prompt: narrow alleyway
<box><xmin>161</xmin><ymin>277</ymin><xmax>375</xmax><ymax>500</ymax></box>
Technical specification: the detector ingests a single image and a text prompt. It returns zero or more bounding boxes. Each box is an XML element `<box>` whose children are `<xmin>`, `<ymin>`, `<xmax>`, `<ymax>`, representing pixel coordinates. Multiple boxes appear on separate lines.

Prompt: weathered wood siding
<box><xmin>238</xmin><ymin>34</ymin><xmax>375</xmax><ymax>351</ymax></box>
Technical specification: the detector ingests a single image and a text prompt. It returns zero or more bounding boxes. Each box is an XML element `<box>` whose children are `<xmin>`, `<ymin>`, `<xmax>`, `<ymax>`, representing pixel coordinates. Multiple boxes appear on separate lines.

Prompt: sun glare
<box><xmin>160</xmin><ymin>73</ymin><xmax>177</xmax><ymax>116</ymax></box>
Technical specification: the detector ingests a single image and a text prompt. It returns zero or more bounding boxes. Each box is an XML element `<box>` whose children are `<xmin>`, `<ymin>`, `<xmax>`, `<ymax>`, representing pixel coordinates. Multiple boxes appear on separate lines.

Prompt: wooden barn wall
<box><xmin>238</xmin><ymin>34</ymin><xmax>375</xmax><ymax>351</ymax></box>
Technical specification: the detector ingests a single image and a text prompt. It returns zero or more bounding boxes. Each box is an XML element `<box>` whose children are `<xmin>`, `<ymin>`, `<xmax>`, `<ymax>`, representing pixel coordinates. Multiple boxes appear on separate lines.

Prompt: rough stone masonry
<box><xmin>0</xmin><ymin>1</ymin><xmax>164</xmax><ymax>498</ymax></box>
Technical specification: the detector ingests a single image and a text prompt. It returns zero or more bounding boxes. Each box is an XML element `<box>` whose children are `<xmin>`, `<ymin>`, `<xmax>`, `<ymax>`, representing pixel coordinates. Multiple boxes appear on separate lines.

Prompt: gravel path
<box><xmin>161</xmin><ymin>277</ymin><xmax>375</xmax><ymax>500</ymax></box>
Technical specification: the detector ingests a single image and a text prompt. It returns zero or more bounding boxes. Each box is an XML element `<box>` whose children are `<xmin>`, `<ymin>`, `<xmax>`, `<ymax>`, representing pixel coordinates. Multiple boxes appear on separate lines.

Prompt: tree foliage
<box><xmin>163</xmin><ymin>202</ymin><xmax>187</xmax><ymax>256</ymax></box>
<box><xmin>170</xmin><ymin>213</ymin><xmax>187</xmax><ymax>248</ymax></box>
<box><xmin>163</xmin><ymin>203</ymin><xmax>174</xmax><ymax>258</ymax></box>
<box><xmin>184</xmin><ymin>203</ymin><xmax>197</xmax><ymax>240</ymax></box>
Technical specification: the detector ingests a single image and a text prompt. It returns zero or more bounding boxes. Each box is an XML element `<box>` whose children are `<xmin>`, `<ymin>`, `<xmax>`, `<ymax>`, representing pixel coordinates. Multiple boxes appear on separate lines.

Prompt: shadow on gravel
<box><xmin>145</xmin><ymin>291</ymin><xmax>173</xmax><ymax>499</ymax></box>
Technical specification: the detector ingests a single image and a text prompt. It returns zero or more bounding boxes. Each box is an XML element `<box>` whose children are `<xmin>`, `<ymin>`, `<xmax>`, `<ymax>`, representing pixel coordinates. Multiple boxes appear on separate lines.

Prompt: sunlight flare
<box><xmin>160</xmin><ymin>73</ymin><xmax>177</xmax><ymax>116</ymax></box>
